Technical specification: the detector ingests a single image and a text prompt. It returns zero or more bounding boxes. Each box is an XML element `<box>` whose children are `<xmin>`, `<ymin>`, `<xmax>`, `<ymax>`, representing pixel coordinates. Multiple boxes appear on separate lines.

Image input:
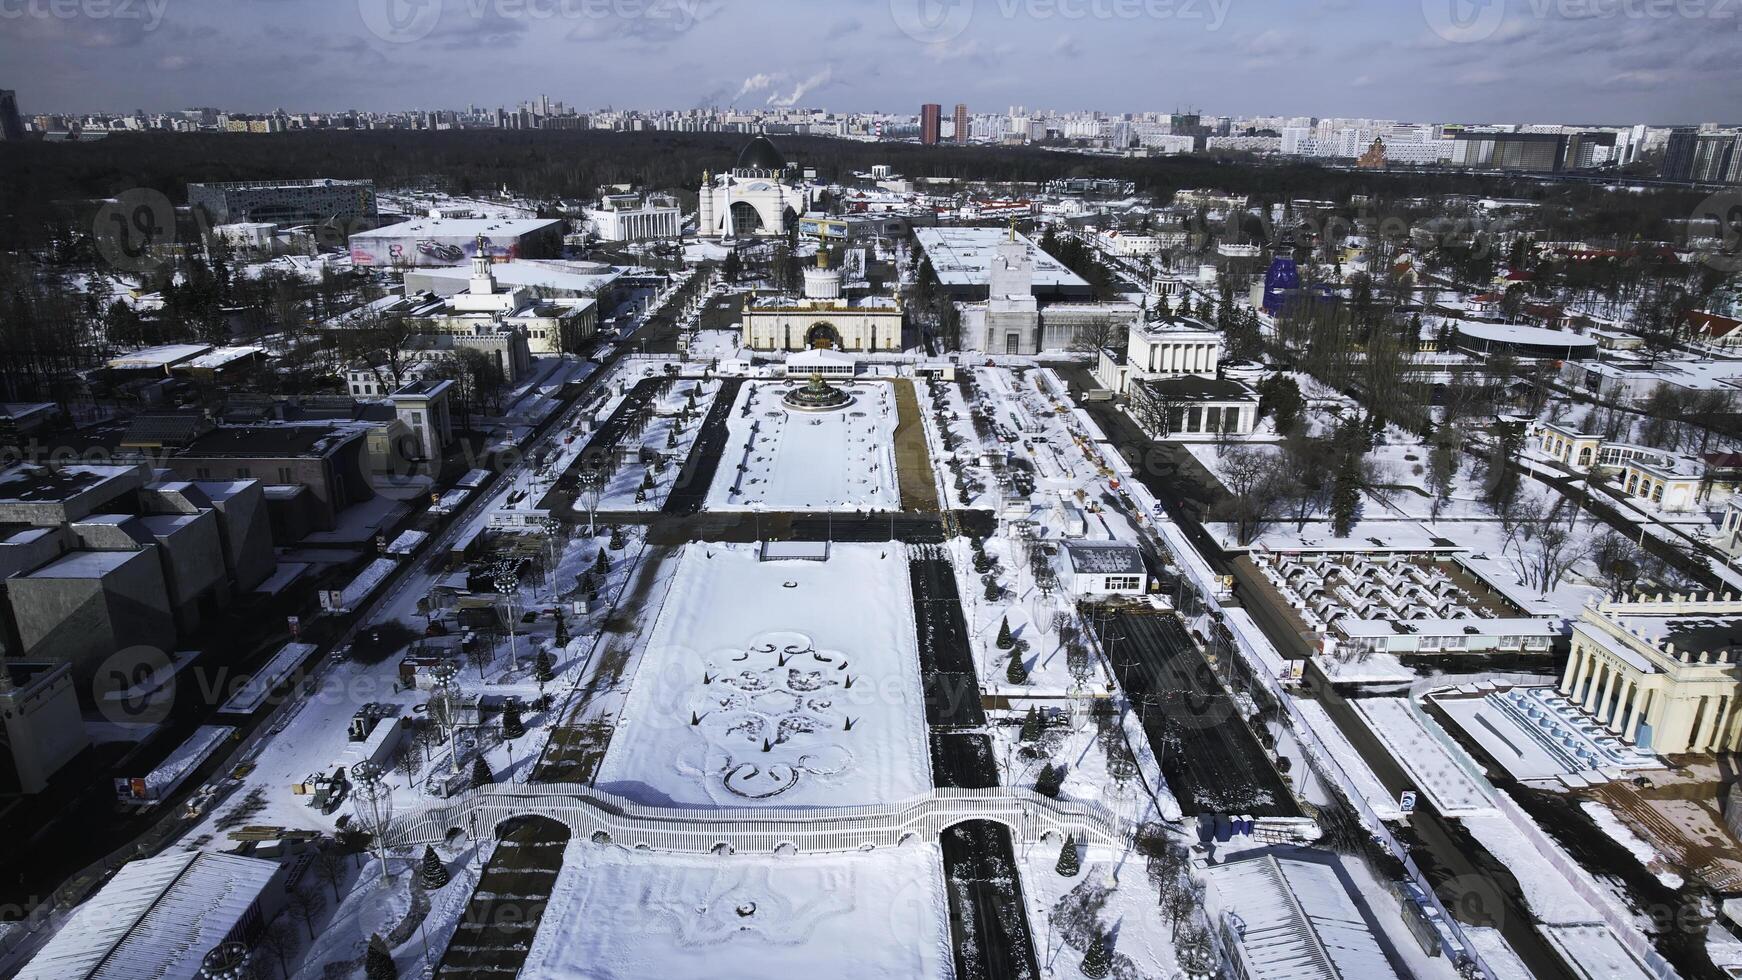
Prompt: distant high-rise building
<box><xmin>1691</xmin><ymin>132</ymin><xmax>1741</xmax><ymax>184</ymax></box>
<box><xmin>954</xmin><ymin>103</ymin><xmax>969</xmax><ymax>144</ymax></box>
<box><xmin>920</xmin><ymin>103</ymin><xmax>941</xmax><ymax>146</ymax></box>
<box><xmin>1662</xmin><ymin>127</ymin><xmax>1699</xmax><ymax>181</ymax></box>
<box><xmin>0</xmin><ymin>90</ymin><xmax>23</xmax><ymax>142</ymax></box>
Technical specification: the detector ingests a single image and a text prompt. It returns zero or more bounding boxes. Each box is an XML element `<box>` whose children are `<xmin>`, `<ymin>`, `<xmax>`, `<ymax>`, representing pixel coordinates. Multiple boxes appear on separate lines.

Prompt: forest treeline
<box><xmin>1</xmin><ymin>128</ymin><xmax>1707</xmax><ymax>252</ymax></box>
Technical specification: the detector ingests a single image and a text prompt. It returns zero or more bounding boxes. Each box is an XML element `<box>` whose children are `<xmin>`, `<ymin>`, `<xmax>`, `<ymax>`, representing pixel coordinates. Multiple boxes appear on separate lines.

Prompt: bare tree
<box><xmin>1127</xmin><ymin>382</ymin><xmax>1177</xmax><ymax>439</ymax></box>
<box><xmin>255</xmin><ymin>918</ymin><xmax>300</xmax><ymax>979</ymax></box>
<box><xmin>1427</xmin><ymin>429</ymin><xmax>1460</xmax><ymax>521</ymax></box>
<box><xmin>285</xmin><ymin>888</ymin><xmax>326</xmax><ymax>941</ymax></box>
<box><xmin>1280</xmin><ymin>434</ymin><xmax>1333</xmax><ymax>531</ymax></box>
<box><xmin>465</xmin><ymin>635</ymin><xmax>493</xmax><ymax>680</ymax></box>
<box><xmin>1215</xmin><ymin>446</ymin><xmax>1284</xmax><ymax>546</ymax></box>
<box><xmin>1509</xmin><ymin>502</ymin><xmax>1593</xmax><ymax>595</ymax></box>
<box><xmin>1157</xmin><ymin>870</ymin><xmax>1197</xmax><ymax>939</ymax></box>
<box><xmin>391</xmin><ymin>738</ymin><xmax>420</xmax><ymax>789</ymax></box>
<box><xmin>312</xmin><ymin>848</ymin><xmax>349</xmax><ymax>902</ymax></box>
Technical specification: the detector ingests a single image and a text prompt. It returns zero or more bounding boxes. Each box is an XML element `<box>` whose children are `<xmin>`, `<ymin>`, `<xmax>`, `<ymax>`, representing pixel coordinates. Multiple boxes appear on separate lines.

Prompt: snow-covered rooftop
<box><xmin>1204</xmin><ymin>850</ymin><xmax>1403</xmax><ymax>980</ymax></box>
<box><xmin>106</xmin><ymin>344</ymin><xmax>213</xmax><ymax>370</ymax></box>
<box><xmin>913</xmin><ymin>227</ymin><xmax>1088</xmax><ymax>293</ymax></box>
<box><xmin>1065</xmin><ymin>542</ymin><xmax>1144</xmax><ymax>575</ymax></box>
<box><xmin>17</xmin><ymin>850</ymin><xmax>279</xmax><ymax>980</ymax></box>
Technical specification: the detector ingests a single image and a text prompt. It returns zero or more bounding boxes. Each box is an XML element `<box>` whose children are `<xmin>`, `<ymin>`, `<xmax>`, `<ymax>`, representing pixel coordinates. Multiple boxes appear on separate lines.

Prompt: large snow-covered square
<box><xmin>596</xmin><ymin>542</ymin><xmax>930</xmax><ymax>806</ymax></box>
<box><xmin>706</xmin><ymin>380</ymin><xmax>902</xmax><ymax>512</ymax></box>
<box><xmin>522</xmin><ymin>843</ymin><xmax>953</xmax><ymax>980</ymax></box>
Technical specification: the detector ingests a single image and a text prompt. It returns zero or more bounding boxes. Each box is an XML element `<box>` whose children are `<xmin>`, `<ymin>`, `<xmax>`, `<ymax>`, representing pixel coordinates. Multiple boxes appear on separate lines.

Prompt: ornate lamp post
<box><xmin>349</xmin><ymin>761</ymin><xmax>394</xmax><ymax>881</ymax></box>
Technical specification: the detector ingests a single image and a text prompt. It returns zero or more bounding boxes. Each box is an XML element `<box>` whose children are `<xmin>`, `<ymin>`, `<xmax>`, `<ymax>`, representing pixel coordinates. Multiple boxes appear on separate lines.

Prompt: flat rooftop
<box><xmin>1066</xmin><ymin>543</ymin><xmax>1144</xmax><ymax>575</ymax></box>
<box><xmin>26</xmin><ymin>549</ymin><xmax>141</xmax><ymax>578</ymax></box>
<box><xmin>0</xmin><ymin>464</ymin><xmax>138</xmax><ymax>504</ymax></box>
<box><xmin>352</xmin><ymin>216</ymin><xmax>562</xmax><ymax>240</ymax></box>
<box><xmin>913</xmin><ymin>227</ymin><xmax>1090</xmax><ymax>297</ymax></box>
<box><xmin>408</xmin><ymin>260</ymin><xmax>619</xmax><ymax>295</ymax></box>
<box><xmin>182</xmin><ymin>423</ymin><xmax>365</xmax><ymax>458</ymax></box>
<box><xmin>107</xmin><ymin>344</ymin><xmax>213</xmax><ymax>370</ymax></box>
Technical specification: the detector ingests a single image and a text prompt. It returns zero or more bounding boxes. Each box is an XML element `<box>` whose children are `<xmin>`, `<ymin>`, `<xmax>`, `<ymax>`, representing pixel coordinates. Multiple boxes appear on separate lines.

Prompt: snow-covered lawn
<box><xmin>595</xmin><ymin>543</ymin><xmax>930</xmax><ymax>806</ymax></box>
<box><xmin>522</xmin><ymin>843</ymin><xmax>953</xmax><ymax>979</ymax></box>
<box><xmin>1019</xmin><ymin>843</ymin><xmax>1182</xmax><ymax>980</ymax></box>
<box><xmin>595</xmin><ymin>379</ymin><xmax>724</xmax><ymax>511</ymax></box>
<box><xmin>706</xmin><ymin>381</ymin><xmax>901</xmax><ymax>512</ymax></box>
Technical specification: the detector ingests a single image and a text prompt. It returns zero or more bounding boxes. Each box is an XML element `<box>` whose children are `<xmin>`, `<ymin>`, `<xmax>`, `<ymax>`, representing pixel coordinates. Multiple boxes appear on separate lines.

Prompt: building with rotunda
<box><xmin>697</xmin><ymin>135</ymin><xmax>813</xmax><ymax>238</ymax></box>
<box><xmin>740</xmin><ymin>252</ymin><xmax>904</xmax><ymax>353</ymax></box>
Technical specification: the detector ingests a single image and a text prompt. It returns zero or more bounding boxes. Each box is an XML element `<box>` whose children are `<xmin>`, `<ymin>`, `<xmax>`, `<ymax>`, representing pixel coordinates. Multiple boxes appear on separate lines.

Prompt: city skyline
<box><xmin>1</xmin><ymin>0</ymin><xmax>1739</xmax><ymax>122</ymax></box>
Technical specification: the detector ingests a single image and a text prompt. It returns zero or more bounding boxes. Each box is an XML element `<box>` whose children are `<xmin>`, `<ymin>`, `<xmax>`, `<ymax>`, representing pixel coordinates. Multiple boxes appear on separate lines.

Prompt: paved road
<box><xmin>1092</xmin><ymin>609</ymin><xmax>1299</xmax><ymax>818</ymax></box>
<box><xmin>940</xmin><ymin>820</ymin><xmax>1042</xmax><ymax>980</ymax></box>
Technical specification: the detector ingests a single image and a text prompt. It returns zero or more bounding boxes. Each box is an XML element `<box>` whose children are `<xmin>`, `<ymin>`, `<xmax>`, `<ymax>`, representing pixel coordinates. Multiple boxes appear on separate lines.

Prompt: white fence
<box><xmin>381</xmin><ymin>784</ymin><xmax>1136</xmax><ymax>855</ymax></box>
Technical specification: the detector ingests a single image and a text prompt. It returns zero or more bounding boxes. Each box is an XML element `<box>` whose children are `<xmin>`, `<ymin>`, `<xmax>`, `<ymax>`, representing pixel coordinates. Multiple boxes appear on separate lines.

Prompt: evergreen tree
<box><xmin>1330</xmin><ymin>449</ymin><xmax>1362</xmax><ymax>538</ymax></box>
<box><xmin>1006</xmin><ymin>647</ymin><xmax>1029</xmax><ymax>685</ymax></box>
<box><xmin>553</xmin><ymin>610</ymin><xmax>570</xmax><ymax>649</ymax></box>
<box><xmin>365</xmin><ymin>934</ymin><xmax>396</xmax><ymax>980</ymax></box>
<box><xmin>501</xmin><ymin>700</ymin><xmax>525</xmax><ymax>739</ymax></box>
<box><xmin>996</xmin><ymin>616</ymin><xmax>1014</xmax><ymax>650</ymax></box>
<box><xmin>1080</xmin><ymin>930</ymin><xmax>1112</xmax><ymax>979</ymax></box>
<box><xmin>1020</xmin><ymin>705</ymin><xmax>1042</xmax><ymax>742</ymax></box>
<box><xmin>984</xmin><ymin>580</ymin><xmax>1001</xmax><ymax>602</ymax></box>
<box><xmin>534</xmin><ymin>649</ymin><xmax>556</xmax><ymax>686</ymax></box>
<box><xmin>470</xmin><ymin>756</ymin><xmax>494</xmax><ymax>789</ymax></box>
<box><xmin>1056</xmin><ymin>834</ymin><xmax>1080</xmax><ymax>876</ymax></box>
<box><xmin>420</xmin><ymin>846</ymin><xmax>450</xmax><ymax>889</ymax></box>
<box><xmin>1035</xmin><ymin>762</ymin><xmax>1063</xmax><ymax>798</ymax></box>
<box><xmin>593</xmin><ymin>550</ymin><xmax>608</xmax><ymax>575</ymax></box>
<box><xmin>609</xmin><ymin>526</ymin><xmax>626</xmax><ymax>550</ymax></box>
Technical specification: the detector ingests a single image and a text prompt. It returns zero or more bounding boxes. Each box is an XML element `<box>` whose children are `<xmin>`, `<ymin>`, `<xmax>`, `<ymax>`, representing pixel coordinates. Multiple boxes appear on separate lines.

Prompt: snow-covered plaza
<box><xmin>595</xmin><ymin>542</ymin><xmax>931</xmax><ymax>807</ymax></box>
<box><xmin>522</xmin><ymin>843</ymin><xmax>953</xmax><ymax>979</ymax></box>
<box><xmin>706</xmin><ymin>379</ymin><xmax>902</xmax><ymax>512</ymax></box>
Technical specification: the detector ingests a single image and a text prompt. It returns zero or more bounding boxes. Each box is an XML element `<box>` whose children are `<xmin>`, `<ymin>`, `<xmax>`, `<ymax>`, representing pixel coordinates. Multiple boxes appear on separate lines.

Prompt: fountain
<box><xmin>782</xmin><ymin>373</ymin><xmax>853</xmax><ymax>412</ymax></box>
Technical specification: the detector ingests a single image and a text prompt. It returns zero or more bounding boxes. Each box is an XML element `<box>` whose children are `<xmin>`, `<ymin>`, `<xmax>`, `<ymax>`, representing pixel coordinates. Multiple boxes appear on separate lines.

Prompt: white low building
<box><xmin>592</xmin><ymin>194</ymin><xmax>682</xmax><ymax>241</ymax></box>
<box><xmin>1534</xmin><ymin>420</ymin><xmax>1605</xmax><ymax>472</ymax></box>
<box><xmin>780</xmin><ymin>348</ymin><xmax>857</xmax><ymax>378</ymax></box>
<box><xmin>1061</xmin><ymin>542</ymin><xmax>1148</xmax><ymax>596</ymax></box>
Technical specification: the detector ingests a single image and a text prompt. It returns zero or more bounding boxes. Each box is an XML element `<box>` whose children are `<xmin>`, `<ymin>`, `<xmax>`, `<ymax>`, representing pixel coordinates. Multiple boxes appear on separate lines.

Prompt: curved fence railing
<box><xmin>380</xmin><ymin>783</ymin><xmax>1134</xmax><ymax>854</ymax></box>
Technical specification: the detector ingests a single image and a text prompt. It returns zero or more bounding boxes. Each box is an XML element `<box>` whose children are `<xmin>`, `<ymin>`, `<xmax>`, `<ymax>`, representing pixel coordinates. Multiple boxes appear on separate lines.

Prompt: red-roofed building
<box><xmin>1687</xmin><ymin>309</ymin><xmax>1742</xmax><ymax>348</ymax></box>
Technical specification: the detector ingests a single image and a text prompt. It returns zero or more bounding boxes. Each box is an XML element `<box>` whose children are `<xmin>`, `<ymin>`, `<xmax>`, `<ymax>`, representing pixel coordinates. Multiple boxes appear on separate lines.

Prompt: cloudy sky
<box><xmin>2</xmin><ymin>0</ymin><xmax>1737</xmax><ymax>122</ymax></box>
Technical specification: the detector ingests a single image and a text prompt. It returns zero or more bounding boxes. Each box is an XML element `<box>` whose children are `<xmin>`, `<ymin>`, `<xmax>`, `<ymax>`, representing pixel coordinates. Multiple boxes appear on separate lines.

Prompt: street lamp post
<box><xmin>493</xmin><ymin>558</ymin><xmax>522</xmax><ymax>671</ymax></box>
